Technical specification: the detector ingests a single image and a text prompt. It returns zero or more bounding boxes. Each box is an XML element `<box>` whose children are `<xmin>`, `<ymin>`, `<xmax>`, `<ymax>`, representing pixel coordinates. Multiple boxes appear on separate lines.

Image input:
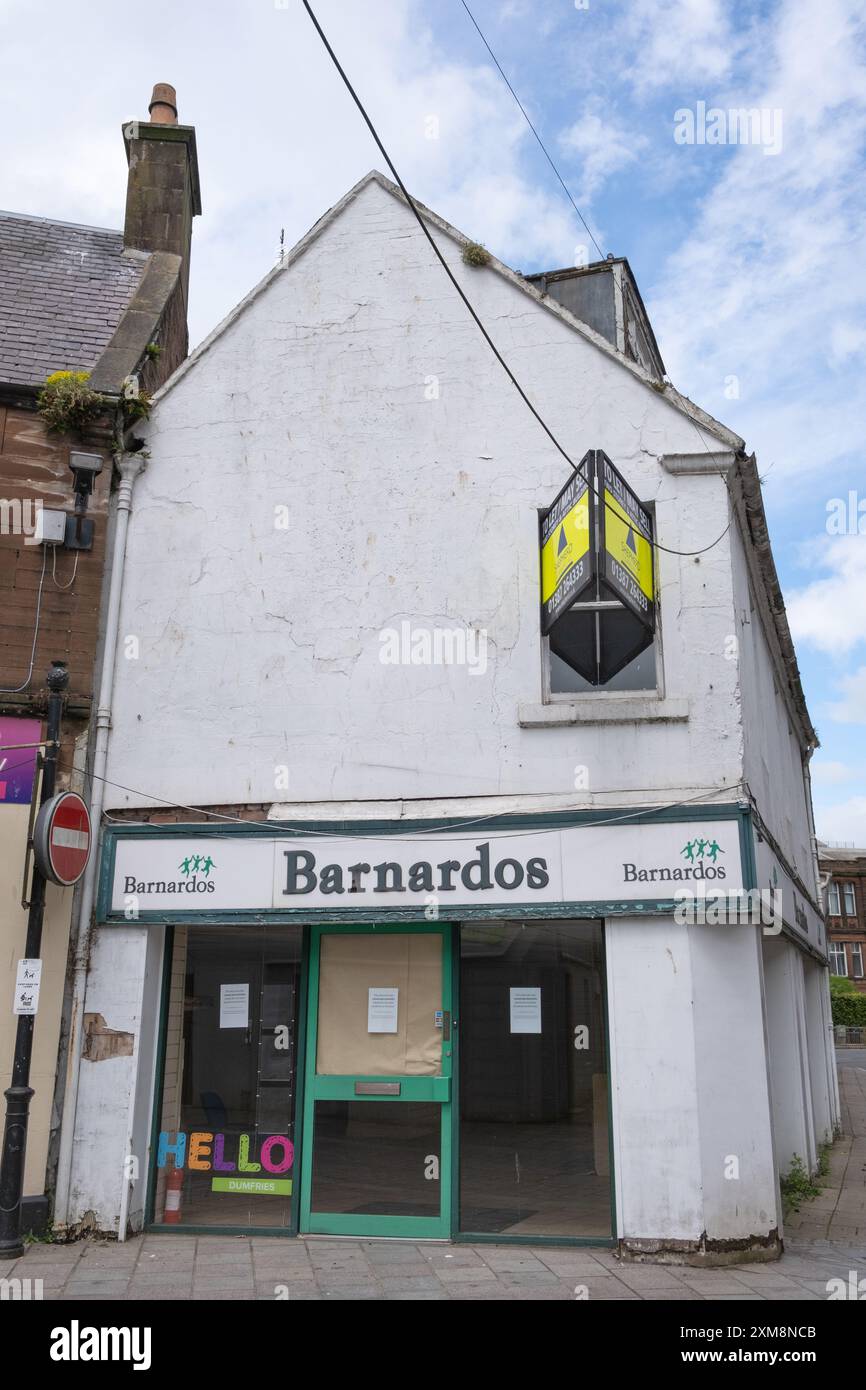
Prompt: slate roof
<box><xmin>0</xmin><ymin>211</ymin><xmax>150</xmax><ymax>387</ymax></box>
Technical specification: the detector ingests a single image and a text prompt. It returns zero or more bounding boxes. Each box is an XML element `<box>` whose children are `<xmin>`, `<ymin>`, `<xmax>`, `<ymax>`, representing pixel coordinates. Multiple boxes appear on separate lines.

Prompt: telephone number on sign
<box><xmin>610</xmin><ymin>558</ymin><xmax>649</xmax><ymax>612</ymax></box>
<box><xmin>551</xmin><ymin>558</ymin><xmax>584</xmax><ymax>607</ymax></box>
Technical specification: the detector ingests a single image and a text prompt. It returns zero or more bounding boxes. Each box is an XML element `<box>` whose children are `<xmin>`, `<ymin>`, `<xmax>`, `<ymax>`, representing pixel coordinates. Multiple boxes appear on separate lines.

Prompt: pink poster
<box><xmin>0</xmin><ymin>716</ymin><xmax>42</xmax><ymax>805</ymax></box>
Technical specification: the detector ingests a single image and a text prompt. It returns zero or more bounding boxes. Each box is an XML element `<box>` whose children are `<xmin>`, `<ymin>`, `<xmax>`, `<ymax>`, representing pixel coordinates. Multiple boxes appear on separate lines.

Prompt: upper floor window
<box><xmin>829</xmin><ymin>942</ymin><xmax>847</xmax><ymax>976</ymax></box>
<box><xmin>828</xmin><ymin>882</ymin><xmax>841</xmax><ymax>916</ymax></box>
<box><xmin>547</xmin><ymin>602</ymin><xmax>658</xmax><ymax>693</ymax></box>
<box><xmin>843</xmin><ymin>882</ymin><xmax>856</xmax><ymax>916</ymax></box>
<box><xmin>851</xmin><ymin>943</ymin><xmax>864</xmax><ymax>979</ymax></box>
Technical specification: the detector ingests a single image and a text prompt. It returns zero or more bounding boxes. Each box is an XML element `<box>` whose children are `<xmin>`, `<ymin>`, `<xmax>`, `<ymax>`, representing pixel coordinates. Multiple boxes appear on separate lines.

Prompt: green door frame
<box><xmin>299</xmin><ymin>922</ymin><xmax>453</xmax><ymax>1239</ymax></box>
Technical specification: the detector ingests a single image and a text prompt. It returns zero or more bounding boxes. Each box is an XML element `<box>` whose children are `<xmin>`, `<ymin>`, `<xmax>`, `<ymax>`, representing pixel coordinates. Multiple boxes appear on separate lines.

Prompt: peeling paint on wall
<box><xmin>82</xmin><ymin>1013</ymin><xmax>134</xmax><ymax>1062</ymax></box>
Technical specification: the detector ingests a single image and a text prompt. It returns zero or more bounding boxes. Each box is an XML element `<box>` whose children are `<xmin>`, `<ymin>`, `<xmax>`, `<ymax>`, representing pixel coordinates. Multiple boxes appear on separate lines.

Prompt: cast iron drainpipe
<box><xmin>53</xmin><ymin>449</ymin><xmax>146</xmax><ymax>1239</ymax></box>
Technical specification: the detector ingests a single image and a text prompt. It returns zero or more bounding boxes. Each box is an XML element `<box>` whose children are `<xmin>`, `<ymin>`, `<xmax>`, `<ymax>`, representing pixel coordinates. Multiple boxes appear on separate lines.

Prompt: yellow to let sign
<box><xmin>541</xmin><ymin>487</ymin><xmax>590</xmax><ymax>605</ymax></box>
<box><xmin>603</xmin><ymin>489</ymin><xmax>653</xmax><ymax>602</ymax></box>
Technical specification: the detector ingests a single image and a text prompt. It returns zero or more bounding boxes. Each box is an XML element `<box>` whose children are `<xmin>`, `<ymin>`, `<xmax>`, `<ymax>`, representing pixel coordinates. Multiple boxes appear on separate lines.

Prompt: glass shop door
<box><xmin>298</xmin><ymin>924</ymin><xmax>453</xmax><ymax>1238</ymax></box>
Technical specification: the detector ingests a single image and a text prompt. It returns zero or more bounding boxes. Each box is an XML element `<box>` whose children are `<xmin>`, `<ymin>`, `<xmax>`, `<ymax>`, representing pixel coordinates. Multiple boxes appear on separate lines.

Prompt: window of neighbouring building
<box><xmin>151</xmin><ymin>924</ymin><xmax>303</xmax><ymax>1229</ymax></box>
<box><xmin>851</xmin><ymin>943</ymin><xmax>864</xmax><ymax>979</ymax></box>
<box><xmin>829</xmin><ymin>942</ymin><xmax>847</xmax><ymax>976</ymax></box>
<box><xmin>843</xmin><ymin>882</ymin><xmax>856</xmax><ymax>916</ymax></box>
<box><xmin>828</xmin><ymin>882</ymin><xmax>841</xmax><ymax>916</ymax></box>
<box><xmin>458</xmin><ymin>918</ymin><xmax>612</xmax><ymax>1239</ymax></box>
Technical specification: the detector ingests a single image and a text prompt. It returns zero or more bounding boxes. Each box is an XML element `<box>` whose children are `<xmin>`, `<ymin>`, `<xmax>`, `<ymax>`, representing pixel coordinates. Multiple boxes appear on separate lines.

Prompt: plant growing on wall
<box><xmin>120</xmin><ymin>391</ymin><xmax>152</xmax><ymax>426</ymax></box>
<box><xmin>37</xmin><ymin>371</ymin><xmax>105</xmax><ymax>435</ymax></box>
<box><xmin>462</xmin><ymin>241</ymin><xmax>491</xmax><ymax>267</ymax></box>
<box><xmin>779</xmin><ymin>1152</ymin><xmax>822</xmax><ymax>1213</ymax></box>
<box><xmin>38</xmin><ymin>369</ymin><xmax>152</xmax><ymax>441</ymax></box>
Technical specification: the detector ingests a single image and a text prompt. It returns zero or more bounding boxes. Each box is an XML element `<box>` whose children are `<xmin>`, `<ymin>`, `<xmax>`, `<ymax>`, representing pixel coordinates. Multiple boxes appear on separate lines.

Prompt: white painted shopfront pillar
<box><xmin>607</xmin><ymin>917</ymin><xmax>779</xmax><ymax>1256</ymax></box>
<box><xmin>66</xmin><ymin>926</ymin><xmax>164</xmax><ymax>1234</ymax></box>
<box><xmin>803</xmin><ymin>959</ymin><xmax>835</xmax><ymax>1148</ymax></box>
<box><xmin>822</xmin><ymin>969</ymin><xmax>842</xmax><ymax>1134</ymax></box>
<box><xmin>762</xmin><ymin>937</ymin><xmax>815</xmax><ymax>1179</ymax></box>
<box><xmin>690</xmin><ymin>922</ymin><xmax>779</xmax><ymax>1244</ymax></box>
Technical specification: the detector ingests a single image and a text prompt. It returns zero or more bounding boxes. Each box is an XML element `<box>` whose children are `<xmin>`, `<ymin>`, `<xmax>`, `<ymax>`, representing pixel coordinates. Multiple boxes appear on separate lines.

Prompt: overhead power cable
<box><xmin>459</xmin><ymin>0</ymin><xmax>606</xmax><ymax>261</ymax></box>
<box><xmin>459</xmin><ymin>0</ymin><xmax>738</xmax><ymax>535</ymax></box>
<box><xmin>0</xmin><ymin>747</ymin><xmax>743</xmax><ymax>842</ymax></box>
<box><xmin>302</xmin><ymin>1</ymin><xmax>734</xmax><ymax>561</ymax></box>
<box><xmin>302</xmin><ymin>0</ymin><xmax>580</xmax><ymax>480</ymax></box>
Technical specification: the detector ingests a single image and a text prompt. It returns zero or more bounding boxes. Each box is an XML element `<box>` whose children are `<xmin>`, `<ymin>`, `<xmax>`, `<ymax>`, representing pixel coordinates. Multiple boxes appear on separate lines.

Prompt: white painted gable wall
<box><xmin>106</xmin><ymin>177</ymin><xmax>746</xmax><ymax>821</ymax></box>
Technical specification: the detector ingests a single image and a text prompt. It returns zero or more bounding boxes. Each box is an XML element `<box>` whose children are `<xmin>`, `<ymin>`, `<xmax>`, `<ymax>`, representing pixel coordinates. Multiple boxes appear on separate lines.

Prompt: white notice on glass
<box><xmin>368</xmin><ymin>987</ymin><xmax>399</xmax><ymax>1034</ymax></box>
<box><xmin>509</xmin><ymin>987</ymin><xmax>541</xmax><ymax>1034</ymax></box>
<box><xmin>220</xmin><ymin>982</ymin><xmax>249</xmax><ymax>1029</ymax></box>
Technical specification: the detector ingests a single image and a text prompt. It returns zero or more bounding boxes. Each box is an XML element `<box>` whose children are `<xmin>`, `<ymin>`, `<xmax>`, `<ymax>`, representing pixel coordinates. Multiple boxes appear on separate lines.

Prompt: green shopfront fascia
<box><xmin>97</xmin><ymin>806</ymin><xmax>758</xmax><ymax>1244</ymax></box>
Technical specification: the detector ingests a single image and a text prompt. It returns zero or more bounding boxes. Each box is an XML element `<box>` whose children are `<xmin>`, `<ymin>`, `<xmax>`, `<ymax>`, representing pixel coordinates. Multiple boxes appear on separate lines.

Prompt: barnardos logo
<box><xmin>179</xmin><ymin>853</ymin><xmax>216</xmax><ymax>877</ymax></box>
<box><xmin>623</xmin><ymin>839</ymin><xmax>727</xmax><ymax>884</ymax></box>
<box><xmin>124</xmin><ymin>852</ymin><xmax>217</xmax><ymax>896</ymax></box>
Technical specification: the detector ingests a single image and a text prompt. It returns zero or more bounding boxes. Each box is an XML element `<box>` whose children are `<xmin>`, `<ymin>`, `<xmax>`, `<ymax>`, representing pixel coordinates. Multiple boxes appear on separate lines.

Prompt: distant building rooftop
<box><xmin>817</xmin><ymin>843</ymin><xmax>866</xmax><ymax>862</ymax></box>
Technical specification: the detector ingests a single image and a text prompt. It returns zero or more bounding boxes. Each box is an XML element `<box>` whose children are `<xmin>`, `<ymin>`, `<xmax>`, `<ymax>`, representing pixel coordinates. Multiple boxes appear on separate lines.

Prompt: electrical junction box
<box><xmin>34</xmin><ymin>507</ymin><xmax>67</xmax><ymax>545</ymax></box>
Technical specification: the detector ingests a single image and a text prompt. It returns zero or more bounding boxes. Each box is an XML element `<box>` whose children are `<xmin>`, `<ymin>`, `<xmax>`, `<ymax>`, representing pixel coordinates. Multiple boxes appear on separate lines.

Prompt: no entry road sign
<box><xmin>33</xmin><ymin>791</ymin><xmax>92</xmax><ymax>886</ymax></box>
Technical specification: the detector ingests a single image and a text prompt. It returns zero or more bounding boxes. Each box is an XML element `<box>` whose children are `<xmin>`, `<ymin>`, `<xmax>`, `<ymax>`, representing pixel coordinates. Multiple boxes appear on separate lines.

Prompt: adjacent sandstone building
<box><xmin>0</xmin><ymin>83</ymin><xmax>200</xmax><ymax>1231</ymax></box>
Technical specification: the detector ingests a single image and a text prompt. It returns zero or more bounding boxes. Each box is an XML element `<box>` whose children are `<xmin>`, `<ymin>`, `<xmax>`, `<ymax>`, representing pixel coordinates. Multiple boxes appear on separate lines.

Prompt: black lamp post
<box><xmin>0</xmin><ymin>660</ymin><xmax>68</xmax><ymax>1260</ymax></box>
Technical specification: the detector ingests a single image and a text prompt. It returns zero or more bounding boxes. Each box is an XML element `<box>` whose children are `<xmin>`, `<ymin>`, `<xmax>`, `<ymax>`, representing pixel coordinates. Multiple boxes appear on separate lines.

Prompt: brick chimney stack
<box><xmin>122</xmin><ymin>83</ymin><xmax>201</xmax><ymax>332</ymax></box>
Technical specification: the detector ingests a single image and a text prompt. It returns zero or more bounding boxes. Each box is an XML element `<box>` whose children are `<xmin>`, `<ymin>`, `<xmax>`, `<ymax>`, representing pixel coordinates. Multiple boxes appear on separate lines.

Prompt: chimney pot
<box><xmin>148</xmin><ymin>82</ymin><xmax>178</xmax><ymax>125</ymax></box>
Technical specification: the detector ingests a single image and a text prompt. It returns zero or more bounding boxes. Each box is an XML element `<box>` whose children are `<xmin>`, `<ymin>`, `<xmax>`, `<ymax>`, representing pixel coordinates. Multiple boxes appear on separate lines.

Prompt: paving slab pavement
<box><xmin>784</xmin><ymin>1050</ymin><xmax>865</xmax><ymax>1243</ymax></box>
<box><xmin>3</xmin><ymin>1052</ymin><xmax>863</xmax><ymax>1303</ymax></box>
<box><xmin>5</xmin><ymin>1231</ymin><xmax>863</xmax><ymax>1302</ymax></box>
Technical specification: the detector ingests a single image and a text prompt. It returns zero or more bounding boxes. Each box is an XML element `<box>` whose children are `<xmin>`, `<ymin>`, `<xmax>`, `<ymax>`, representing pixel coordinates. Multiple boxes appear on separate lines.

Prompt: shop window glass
<box><xmin>459</xmin><ymin>919</ymin><xmax>611</xmax><ymax>1238</ymax></box>
<box><xmin>153</xmin><ymin>924</ymin><xmax>302</xmax><ymax>1229</ymax></box>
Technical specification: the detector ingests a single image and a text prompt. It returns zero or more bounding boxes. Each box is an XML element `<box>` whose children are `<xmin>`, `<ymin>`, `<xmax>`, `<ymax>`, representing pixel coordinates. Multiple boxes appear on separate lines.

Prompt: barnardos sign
<box><xmin>106</xmin><ymin>820</ymin><xmax>744</xmax><ymax>918</ymax></box>
<box><xmin>281</xmin><ymin>841</ymin><xmax>550</xmax><ymax>896</ymax></box>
